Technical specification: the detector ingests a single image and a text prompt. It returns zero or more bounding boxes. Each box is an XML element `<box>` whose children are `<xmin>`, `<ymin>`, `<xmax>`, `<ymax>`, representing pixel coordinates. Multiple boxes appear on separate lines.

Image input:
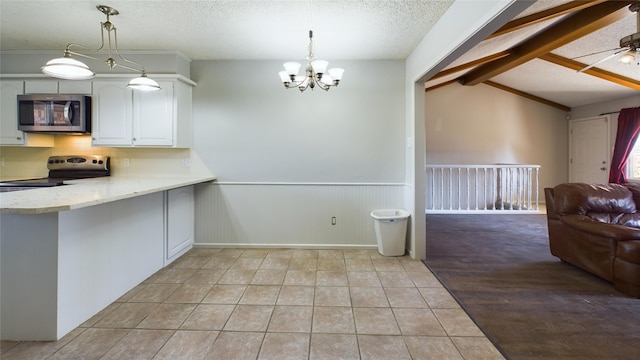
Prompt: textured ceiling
<box><xmin>2</xmin><ymin>0</ymin><xmax>639</xmax><ymax>109</ymax></box>
<box><xmin>0</xmin><ymin>0</ymin><xmax>454</xmax><ymax>60</ymax></box>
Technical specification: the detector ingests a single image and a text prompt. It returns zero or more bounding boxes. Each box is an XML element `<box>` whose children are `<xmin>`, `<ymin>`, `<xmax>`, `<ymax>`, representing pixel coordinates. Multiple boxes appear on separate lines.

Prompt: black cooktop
<box><xmin>0</xmin><ymin>155</ymin><xmax>110</xmax><ymax>189</ymax></box>
<box><xmin>0</xmin><ymin>178</ymin><xmax>70</xmax><ymax>187</ymax></box>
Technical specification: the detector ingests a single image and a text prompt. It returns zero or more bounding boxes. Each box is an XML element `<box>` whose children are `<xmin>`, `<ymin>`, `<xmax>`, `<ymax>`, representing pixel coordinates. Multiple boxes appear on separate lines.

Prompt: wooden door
<box><xmin>569</xmin><ymin>116</ymin><xmax>610</xmax><ymax>183</ymax></box>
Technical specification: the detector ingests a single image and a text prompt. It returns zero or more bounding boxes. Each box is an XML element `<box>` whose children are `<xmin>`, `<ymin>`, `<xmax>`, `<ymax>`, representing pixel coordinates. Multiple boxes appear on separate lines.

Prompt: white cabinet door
<box><xmin>24</xmin><ymin>80</ymin><xmax>91</xmax><ymax>95</ymax></box>
<box><xmin>59</xmin><ymin>81</ymin><xmax>92</xmax><ymax>94</ymax></box>
<box><xmin>166</xmin><ymin>186</ymin><xmax>194</xmax><ymax>265</ymax></box>
<box><xmin>133</xmin><ymin>81</ymin><xmax>174</xmax><ymax>146</ymax></box>
<box><xmin>24</xmin><ymin>80</ymin><xmax>58</xmax><ymax>94</ymax></box>
<box><xmin>92</xmin><ymin>81</ymin><xmax>133</xmax><ymax>146</ymax></box>
<box><xmin>0</xmin><ymin>80</ymin><xmax>25</xmax><ymax>145</ymax></box>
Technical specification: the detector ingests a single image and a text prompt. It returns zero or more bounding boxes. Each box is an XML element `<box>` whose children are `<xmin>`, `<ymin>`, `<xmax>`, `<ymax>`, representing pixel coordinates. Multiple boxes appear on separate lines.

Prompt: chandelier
<box><xmin>41</xmin><ymin>5</ymin><xmax>160</xmax><ymax>91</ymax></box>
<box><xmin>278</xmin><ymin>30</ymin><xmax>344</xmax><ymax>92</ymax></box>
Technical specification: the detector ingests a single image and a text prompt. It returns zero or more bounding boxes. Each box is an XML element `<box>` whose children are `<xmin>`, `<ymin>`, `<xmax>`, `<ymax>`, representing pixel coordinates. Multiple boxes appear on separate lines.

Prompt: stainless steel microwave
<box><xmin>17</xmin><ymin>94</ymin><xmax>91</xmax><ymax>133</ymax></box>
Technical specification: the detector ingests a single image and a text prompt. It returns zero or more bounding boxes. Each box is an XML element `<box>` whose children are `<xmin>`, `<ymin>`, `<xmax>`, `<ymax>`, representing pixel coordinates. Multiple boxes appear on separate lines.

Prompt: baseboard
<box><xmin>193</xmin><ymin>243</ymin><xmax>378</xmax><ymax>250</ymax></box>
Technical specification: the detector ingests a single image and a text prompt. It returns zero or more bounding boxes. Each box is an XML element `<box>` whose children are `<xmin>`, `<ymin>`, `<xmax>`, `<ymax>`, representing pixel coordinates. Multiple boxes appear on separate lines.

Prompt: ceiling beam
<box><xmin>484</xmin><ymin>80</ymin><xmax>571</xmax><ymax>112</ymax></box>
<box><xmin>425</xmin><ymin>79</ymin><xmax>458</xmax><ymax>92</ymax></box>
<box><xmin>459</xmin><ymin>1</ymin><xmax>633</xmax><ymax>86</ymax></box>
<box><xmin>488</xmin><ymin>0</ymin><xmax>607</xmax><ymax>39</ymax></box>
<box><xmin>429</xmin><ymin>51</ymin><xmax>510</xmax><ymax>81</ymax></box>
<box><xmin>424</xmin><ymin>78</ymin><xmax>572</xmax><ymax>112</ymax></box>
<box><xmin>539</xmin><ymin>53</ymin><xmax>640</xmax><ymax>91</ymax></box>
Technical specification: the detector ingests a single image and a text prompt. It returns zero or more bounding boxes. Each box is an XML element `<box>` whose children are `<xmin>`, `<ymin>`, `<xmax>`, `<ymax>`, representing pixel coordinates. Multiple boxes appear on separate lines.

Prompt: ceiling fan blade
<box><xmin>578</xmin><ymin>48</ymin><xmax>629</xmax><ymax>72</ymax></box>
<box><xmin>571</xmin><ymin>47</ymin><xmax>625</xmax><ymax>60</ymax></box>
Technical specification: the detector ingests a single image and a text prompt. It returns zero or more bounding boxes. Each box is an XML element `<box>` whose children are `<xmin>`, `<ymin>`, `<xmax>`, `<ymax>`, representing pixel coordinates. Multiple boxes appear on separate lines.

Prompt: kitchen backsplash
<box><xmin>0</xmin><ymin>135</ymin><xmax>213</xmax><ymax>180</ymax></box>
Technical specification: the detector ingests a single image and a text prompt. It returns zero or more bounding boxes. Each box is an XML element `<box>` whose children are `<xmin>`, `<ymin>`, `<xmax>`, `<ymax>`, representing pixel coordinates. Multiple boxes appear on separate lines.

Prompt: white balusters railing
<box><xmin>425</xmin><ymin>164</ymin><xmax>540</xmax><ymax>213</ymax></box>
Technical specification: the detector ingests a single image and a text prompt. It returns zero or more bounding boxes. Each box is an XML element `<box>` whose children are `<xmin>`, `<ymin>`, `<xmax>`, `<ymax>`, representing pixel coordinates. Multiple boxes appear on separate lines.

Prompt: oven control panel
<box><xmin>47</xmin><ymin>155</ymin><xmax>110</xmax><ymax>171</ymax></box>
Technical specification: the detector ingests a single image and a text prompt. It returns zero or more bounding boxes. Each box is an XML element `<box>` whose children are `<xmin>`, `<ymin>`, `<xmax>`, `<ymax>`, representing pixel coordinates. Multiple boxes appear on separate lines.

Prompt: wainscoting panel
<box><xmin>194</xmin><ymin>183</ymin><xmax>405</xmax><ymax>248</ymax></box>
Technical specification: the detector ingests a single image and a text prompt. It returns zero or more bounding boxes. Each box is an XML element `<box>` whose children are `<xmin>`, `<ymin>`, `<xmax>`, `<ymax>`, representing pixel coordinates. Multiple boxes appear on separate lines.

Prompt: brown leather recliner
<box><xmin>544</xmin><ymin>183</ymin><xmax>640</xmax><ymax>298</ymax></box>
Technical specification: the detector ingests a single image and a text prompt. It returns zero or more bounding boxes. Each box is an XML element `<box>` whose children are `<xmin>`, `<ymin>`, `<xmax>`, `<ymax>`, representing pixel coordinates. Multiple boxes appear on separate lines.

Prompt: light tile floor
<box><xmin>0</xmin><ymin>248</ymin><xmax>505</xmax><ymax>360</ymax></box>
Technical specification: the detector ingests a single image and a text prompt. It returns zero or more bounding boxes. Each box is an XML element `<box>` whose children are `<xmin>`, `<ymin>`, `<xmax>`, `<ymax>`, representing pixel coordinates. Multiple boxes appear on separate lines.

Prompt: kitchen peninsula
<box><xmin>0</xmin><ymin>175</ymin><xmax>215</xmax><ymax>341</ymax></box>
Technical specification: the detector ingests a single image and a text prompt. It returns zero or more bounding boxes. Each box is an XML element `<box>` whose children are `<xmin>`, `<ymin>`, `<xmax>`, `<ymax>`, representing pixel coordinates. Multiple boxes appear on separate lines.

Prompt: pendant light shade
<box><xmin>41</xmin><ymin>52</ymin><xmax>95</xmax><ymax>80</ymax></box>
<box><xmin>127</xmin><ymin>72</ymin><xmax>161</xmax><ymax>91</ymax></box>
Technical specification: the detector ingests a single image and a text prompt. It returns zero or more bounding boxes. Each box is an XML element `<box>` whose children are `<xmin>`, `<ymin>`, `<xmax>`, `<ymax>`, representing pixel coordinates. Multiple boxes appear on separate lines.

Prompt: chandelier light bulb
<box><xmin>328</xmin><ymin>68</ymin><xmax>344</xmax><ymax>83</ymax></box>
<box><xmin>310</xmin><ymin>60</ymin><xmax>328</xmax><ymax>74</ymax></box>
<box><xmin>283</xmin><ymin>62</ymin><xmax>302</xmax><ymax>77</ymax></box>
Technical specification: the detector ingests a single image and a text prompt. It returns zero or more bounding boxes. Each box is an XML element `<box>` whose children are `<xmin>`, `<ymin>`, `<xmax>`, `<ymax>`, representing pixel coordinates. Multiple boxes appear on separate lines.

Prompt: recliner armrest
<box><xmin>560</xmin><ymin>215</ymin><xmax>640</xmax><ymax>240</ymax></box>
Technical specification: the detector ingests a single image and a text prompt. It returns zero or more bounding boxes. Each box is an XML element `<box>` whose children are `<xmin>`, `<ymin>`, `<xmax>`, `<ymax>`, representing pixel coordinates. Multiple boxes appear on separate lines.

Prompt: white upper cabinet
<box><xmin>24</xmin><ymin>80</ymin><xmax>92</xmax><ymax>94</ymax></box>
<box><xmin>0</xmin><ymin>80</ymin><xmax>54</xmax><ymax>147</ymax></box>
<box><xmin>133</xmin><ymin>81</ymin><xmax>174</xmax><ymax>146</ymax></box>
<box><xmin>92</xmin><ymin>78</ymin><xmax>192</xmax><ymax>148</ymax></box>
<box><xmin>24</xmin><ymin>80</ymin><xmax>58</xmax><ymax>94</ymax></box>
<box><xmin>58</xmin><ymin>81</ymin><xmax>92</xmax><ymax>95</ymax></box>
<box><xmin>92</xmin><ymin>81</ymin><xmax>133</xmax><ymax>146</ymax></box>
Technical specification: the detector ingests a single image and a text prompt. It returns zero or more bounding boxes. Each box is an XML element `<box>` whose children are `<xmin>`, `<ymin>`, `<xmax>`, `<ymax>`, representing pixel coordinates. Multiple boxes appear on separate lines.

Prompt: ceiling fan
<box><xmin>578</xmin><ymin>3</ymin><xmax>640</xmax><ymax>72</ymax></box>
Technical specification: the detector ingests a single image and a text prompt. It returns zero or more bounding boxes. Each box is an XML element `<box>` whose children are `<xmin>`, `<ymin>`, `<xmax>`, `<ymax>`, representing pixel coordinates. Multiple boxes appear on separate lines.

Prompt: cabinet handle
<box><xmin>17</xmin><ymin>137</ymin><xmax>22</xmax><ymax>140</ymax></box>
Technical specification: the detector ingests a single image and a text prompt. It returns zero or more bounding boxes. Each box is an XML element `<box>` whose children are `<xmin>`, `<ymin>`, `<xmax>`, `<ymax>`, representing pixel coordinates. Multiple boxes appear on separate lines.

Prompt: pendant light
<box><xmin>41</xmin><ymin>5</ymin><xmax>160</xmax><ymax>91</ymax></box>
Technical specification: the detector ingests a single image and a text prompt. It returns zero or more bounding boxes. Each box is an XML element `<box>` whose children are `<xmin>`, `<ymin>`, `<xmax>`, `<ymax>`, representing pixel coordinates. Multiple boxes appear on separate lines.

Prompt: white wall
<box><xmin>191</xmin><ymin>60</ymin><xmax>405</xmax><ymax>183</ymax></box>
<box><xmin>404</xmin><ymin>0</ymin><xmax>530</xmax><ymax>259</ymax></box>
<box><xmin>571</xmin><ymin>94</ymin><xmax>640</xmax><ymax>151</ymax></box>
<box><xmin>191</xmin><ymin>60</ymin><xmax>408</xmax><ymax>250</ymax></box>
<box><xmin>425</xmin><ymin>82</ymin><xmax>569</xmax><ymax>196</ymax></box>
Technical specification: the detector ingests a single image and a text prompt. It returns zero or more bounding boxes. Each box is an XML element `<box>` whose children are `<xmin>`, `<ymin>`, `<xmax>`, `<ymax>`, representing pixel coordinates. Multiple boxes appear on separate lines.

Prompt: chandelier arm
<box><xmin>111</xmin><ymin>27</ymin><xmax>147</xmax><ymax>72</ymax></box>
<box><xmin>63</xmin><ymin>18</ymin><xmax>108</xmax><ymax>54</ymax></box>
<box><xmin>291</xmin><ymin>77</ymin><xmax>311</xmax><ymax>92</ymax></box>
<box><xmin>315</xmin><ymin>79</ymin><xmax>331</xmax><ymax>91</ymax></box>
<box><xmin>298</xmin><ymin>81</ymin><xmax>310</xmax><ymax>92</ymax></box>
<box><xmin>286</xmin><ymin>81</ymin><xmax>310</xmax><ymax>91</ymax></box>
<box><xmin>106</xmin><ymin>22</ymin><xmax>115</xmax><ymax>63</ymax></box>
<box><xmin>285</xmin><ymin>77</ymin><xmax>309</xmax><ymax>87</ymax></box>
<box><xmin>66</xmin><ymin>50</ymin><xmax>102</xmax><ymax>63</ymax></box>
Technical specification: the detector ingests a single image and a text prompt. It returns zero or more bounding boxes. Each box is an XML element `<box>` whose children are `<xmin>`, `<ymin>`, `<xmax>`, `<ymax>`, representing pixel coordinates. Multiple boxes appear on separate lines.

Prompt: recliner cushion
<box><xmin>623</xmin><ymin>183</ymin><xmax>640</xmax><ymax>206</ymax></box>
<box><xmin>553</xmin><ymin>183</ymin><xmax>636</xmax><ymax>216</ymax></box>
<box><xmin>586</xmin><ymin>212</ymin><xmax>640</xmax><ymax>227</ymax></box>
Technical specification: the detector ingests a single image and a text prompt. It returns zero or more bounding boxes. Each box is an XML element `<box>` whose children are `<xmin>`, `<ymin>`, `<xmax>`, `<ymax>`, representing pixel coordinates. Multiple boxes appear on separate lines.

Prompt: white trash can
<box><xmin>370</xmin><ymin>209</ymin><xmax>410</xmax><ymax>256</ymax></box>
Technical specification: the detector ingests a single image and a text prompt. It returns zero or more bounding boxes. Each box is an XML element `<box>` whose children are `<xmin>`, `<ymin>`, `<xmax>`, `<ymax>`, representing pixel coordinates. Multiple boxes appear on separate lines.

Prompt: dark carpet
<box><xmin>424</xmin><ymin>214</ymin><xmax>640</xmax><ymax>360</ymax></box>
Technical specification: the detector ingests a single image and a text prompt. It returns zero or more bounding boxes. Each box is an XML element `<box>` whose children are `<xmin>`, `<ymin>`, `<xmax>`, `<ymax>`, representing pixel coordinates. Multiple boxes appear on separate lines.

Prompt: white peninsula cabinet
<box><xmin>0</xmin><ymin>80</ymin><xmax>53</xmax><ymax>147</ymax></box>
<box><xmin>91</xmin><ymin>78</ymin><xmax>193</xmax><ymax>147</ymax></box>
<box><xmin>166</xmin><ymin>185</ymin><xmax>195</xmax><ymax>265</ymax></box>
<box><xmin>0</xmin><ymin>184</ymin><xmax>198</xmax><ymax>341</ymax></box>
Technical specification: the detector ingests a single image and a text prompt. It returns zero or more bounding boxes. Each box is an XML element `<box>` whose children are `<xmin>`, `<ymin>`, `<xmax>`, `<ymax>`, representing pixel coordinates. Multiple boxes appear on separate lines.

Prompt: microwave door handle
<box><xmin>46</xmin><ymin>102</ymin><xmax>53</xmax><ymax>126</ymax></box>
<box><xmin>64</xmin><ymin>101</ymin><xmax>73</xmax><ymax>125</ymax></box>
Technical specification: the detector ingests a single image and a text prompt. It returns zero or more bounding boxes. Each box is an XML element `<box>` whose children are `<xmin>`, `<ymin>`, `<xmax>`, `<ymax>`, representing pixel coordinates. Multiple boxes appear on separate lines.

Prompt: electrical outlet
<box><xmin>123</xmin><ymin>158</ymin><xmax>130</xmax><ymax>167</ymax></box>
<box><xmin>182</xmin><ymin>158</ymin><xmax>192</xmax><ymax>167</ymax></box>
<box><xmin>0</xmin><ymin>158</ymin><xmax>4</xmax><ymax>167</ymax></box>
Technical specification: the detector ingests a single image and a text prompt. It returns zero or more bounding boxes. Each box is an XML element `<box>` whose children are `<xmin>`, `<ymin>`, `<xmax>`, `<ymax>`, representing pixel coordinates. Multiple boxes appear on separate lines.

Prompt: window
<box><xmin>627</xmin><ymin>140</ymin><xmax>640</xmax><ymax>180</ymax></box>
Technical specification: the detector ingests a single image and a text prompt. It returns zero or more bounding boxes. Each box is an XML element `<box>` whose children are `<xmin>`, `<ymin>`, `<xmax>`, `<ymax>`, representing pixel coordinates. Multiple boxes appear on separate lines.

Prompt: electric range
<box><xmin>0</xmin><ymin>155</ymin><xmax>110</xmax><ymax>192</ymax></box>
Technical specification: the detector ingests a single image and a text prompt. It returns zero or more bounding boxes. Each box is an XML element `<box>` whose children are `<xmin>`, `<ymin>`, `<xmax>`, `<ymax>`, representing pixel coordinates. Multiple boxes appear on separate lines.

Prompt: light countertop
<box><xmin>0</xmin><ymin>176</ymin><xmax>216</xmax><ymax>214</ymax></box>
